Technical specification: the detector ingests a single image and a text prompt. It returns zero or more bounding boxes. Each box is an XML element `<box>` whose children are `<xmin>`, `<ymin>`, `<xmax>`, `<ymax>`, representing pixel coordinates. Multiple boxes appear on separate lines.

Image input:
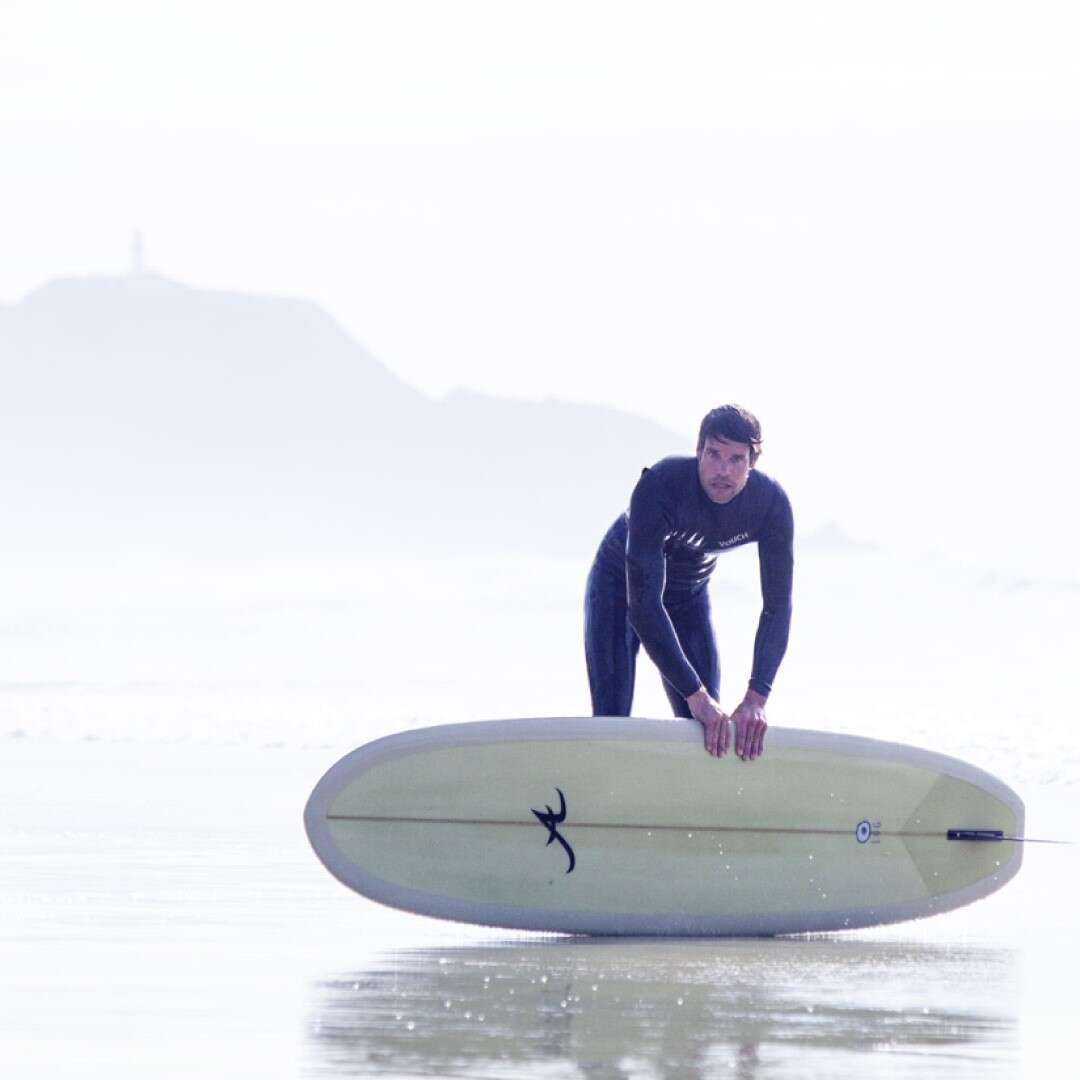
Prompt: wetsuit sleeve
<box><xmin>624</xmin><ymin>469</ymin><xmax>704</xmax><ymax>698</ymax></box>
<box><xmin>749</xmin><ymin>487</ymin><xmax>794</xmax><ymax>697</ymax></box>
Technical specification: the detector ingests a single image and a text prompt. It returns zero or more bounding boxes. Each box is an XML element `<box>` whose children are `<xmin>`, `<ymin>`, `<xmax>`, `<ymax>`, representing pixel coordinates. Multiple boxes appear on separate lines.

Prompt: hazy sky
<box><xmin>3</xmin><ymin>2</ymin><xmax>1078</xmax><ymax>573</ymax></box>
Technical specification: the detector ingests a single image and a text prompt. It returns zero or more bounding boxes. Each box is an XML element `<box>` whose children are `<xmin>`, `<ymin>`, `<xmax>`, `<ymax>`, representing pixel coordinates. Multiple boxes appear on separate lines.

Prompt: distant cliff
<box><xmin>0</xmin><ymin>274</ymin><xmax>681</xmax><ymax>555</ymax></box>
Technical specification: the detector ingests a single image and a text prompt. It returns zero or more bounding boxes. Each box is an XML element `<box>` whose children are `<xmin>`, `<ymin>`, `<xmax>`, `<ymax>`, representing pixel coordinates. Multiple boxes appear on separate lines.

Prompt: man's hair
<box><xmin>697</xmin><ymin>405</ymin><xmax>763</xmax><ymax>464</ymax></box>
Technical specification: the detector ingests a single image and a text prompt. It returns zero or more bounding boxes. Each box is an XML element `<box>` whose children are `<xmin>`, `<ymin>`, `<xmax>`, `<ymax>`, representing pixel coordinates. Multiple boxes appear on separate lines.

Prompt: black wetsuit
<box><xmin>584</xmin><ymin>457</ymin><xmax>794</xmax><ymax>717</ymax></box>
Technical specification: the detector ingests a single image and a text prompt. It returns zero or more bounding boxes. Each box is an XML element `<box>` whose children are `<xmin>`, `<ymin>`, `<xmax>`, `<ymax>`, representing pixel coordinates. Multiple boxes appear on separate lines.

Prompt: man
<box><xmin>584</xmin><ymin>405</ymin><xmax>793</xmax><ymax>760</ymax></box>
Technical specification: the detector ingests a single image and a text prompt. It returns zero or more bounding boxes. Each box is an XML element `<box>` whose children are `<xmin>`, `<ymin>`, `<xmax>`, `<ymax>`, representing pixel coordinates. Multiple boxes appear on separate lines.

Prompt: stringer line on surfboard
<box><xmin>325</xmin><ymin>813</ymin><xmax>1049</xmax><ymax>842</ymax></box>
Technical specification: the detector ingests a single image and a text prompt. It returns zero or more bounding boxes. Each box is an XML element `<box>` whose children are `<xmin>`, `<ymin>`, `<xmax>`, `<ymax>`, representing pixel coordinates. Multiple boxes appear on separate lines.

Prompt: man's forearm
<box><xmin>749</xmin><ymin>602</ymin><xmax>791</xmax><ymax>696</ymax></box>
<box><xmin>626</xmin><ymin>592</ymin><xmax>702</xmax><ymax>698</ymax></box>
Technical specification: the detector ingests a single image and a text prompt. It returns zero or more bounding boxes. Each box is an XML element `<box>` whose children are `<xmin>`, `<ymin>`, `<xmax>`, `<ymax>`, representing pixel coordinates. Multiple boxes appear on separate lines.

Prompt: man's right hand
<box><xmin>686</xmin><ymin>688</ymin><xmax>730</xmax><ymax>757</ymax></box>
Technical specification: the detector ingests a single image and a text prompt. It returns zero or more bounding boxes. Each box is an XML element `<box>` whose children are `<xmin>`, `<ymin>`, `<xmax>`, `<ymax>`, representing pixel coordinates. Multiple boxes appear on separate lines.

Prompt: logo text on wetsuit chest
<box><xmin>668</xmin><ymin>529</ymin><xmax>751</xmax><ymax>553</ymax></box>
<box><xmin>713</xmin><ymin>531</ymin><xmax>750</xmax><ymax>550</ymax></box>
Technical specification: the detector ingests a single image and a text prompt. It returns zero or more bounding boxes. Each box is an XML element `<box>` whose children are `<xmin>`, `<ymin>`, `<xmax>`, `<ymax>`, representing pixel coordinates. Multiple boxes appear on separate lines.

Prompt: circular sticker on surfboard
<box><xmin>855</xmin><ymin>820</ymin><xmax>873</xmax><ymax>844</ymax></box>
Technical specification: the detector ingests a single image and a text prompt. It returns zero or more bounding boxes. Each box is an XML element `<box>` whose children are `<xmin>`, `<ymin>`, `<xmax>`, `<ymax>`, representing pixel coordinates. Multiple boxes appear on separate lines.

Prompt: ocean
<box><xmin>2</xmin><ymin>547</ymin><xmax>1076</xmax><ymax>1078</ymax></box>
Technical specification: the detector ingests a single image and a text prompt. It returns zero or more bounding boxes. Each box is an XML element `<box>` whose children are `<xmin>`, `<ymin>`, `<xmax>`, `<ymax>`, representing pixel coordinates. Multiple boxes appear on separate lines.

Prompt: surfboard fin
<box><xmin>947</xmin><ymin>830</ymin><xmax>1071</xmax><ymax>844</ymax></box>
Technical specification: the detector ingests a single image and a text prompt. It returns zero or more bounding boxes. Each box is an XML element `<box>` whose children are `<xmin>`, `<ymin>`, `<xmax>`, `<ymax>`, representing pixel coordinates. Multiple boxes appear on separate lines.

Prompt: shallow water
<box><xmin>3</xmin><ymin>729</ymin><xmax>1076</xmax><ymax>1079</ymax></box>
<box><xmin>2</xmin><ymin>551</ymin><xmax>1077</xmax><ymax>1078</ymax></box>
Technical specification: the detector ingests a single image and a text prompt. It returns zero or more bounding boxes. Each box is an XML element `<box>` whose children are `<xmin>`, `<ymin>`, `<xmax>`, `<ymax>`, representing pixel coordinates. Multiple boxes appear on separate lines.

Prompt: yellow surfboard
<box><xmin>304</xmin><ymin>719</ymin><xmax>1024</xmax><ymax>935</ymax></box>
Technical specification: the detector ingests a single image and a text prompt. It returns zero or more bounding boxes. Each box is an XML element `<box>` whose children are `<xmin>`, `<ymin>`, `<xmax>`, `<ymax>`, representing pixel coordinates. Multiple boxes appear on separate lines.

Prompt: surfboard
<box><xmin>303</xmin><ymin>718</ymin><xmax>1024</xmax><ymax>935</ymax></box>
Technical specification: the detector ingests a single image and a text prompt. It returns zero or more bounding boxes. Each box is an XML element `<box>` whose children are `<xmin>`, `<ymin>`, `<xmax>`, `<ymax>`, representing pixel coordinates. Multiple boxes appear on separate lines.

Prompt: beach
<box><xmin>2</xmin><ymin>550</ymin><xmax>1077</xmax><ymax>1078</ymax></box>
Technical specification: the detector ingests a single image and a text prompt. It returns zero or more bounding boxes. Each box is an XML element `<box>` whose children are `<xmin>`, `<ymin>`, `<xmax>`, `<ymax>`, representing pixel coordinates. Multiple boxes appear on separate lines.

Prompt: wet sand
<box><xmin>3</xmin><ymin>736</ymin><xmax>1075</xmax><ymax>1079</ymax></box>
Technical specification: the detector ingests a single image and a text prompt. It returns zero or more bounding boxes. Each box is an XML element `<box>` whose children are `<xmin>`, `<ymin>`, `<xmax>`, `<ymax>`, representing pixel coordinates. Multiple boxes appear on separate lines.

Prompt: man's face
<box><xmin>697</xmin><ymin>435</ymin><xmax>753</xmax><ymax>504</ymax></box>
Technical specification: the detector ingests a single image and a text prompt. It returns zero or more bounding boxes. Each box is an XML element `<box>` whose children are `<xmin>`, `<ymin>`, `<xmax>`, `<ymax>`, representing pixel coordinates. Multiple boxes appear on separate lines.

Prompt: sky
<box><xmin>3</xmin><ymin>1</ymin><xmax>1078</xmax><ymax>575</ymax></box>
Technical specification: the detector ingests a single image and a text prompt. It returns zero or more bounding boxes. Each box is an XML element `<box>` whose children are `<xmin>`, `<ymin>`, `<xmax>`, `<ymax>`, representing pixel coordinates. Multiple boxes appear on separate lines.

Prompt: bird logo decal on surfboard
<box><xmin>531</xmin><ymin>787</ymin><xmax>576</xmax><ymax>873</ymax></box>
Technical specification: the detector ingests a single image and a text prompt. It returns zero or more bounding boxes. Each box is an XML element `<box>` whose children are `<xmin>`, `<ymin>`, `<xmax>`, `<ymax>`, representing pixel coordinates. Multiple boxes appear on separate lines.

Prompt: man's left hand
<box><xmin>730</xmin><ymin>690</ymin><xmax>768</xmax><ymax>760</ymax></box>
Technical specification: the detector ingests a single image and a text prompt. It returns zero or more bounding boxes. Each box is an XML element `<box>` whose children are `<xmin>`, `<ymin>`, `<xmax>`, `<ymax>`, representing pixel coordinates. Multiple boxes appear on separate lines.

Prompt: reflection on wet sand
<box><xmin>305</xmin><ymin>937</ymin><xmax>1017</xmax><ymax>1079</ymax></box>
